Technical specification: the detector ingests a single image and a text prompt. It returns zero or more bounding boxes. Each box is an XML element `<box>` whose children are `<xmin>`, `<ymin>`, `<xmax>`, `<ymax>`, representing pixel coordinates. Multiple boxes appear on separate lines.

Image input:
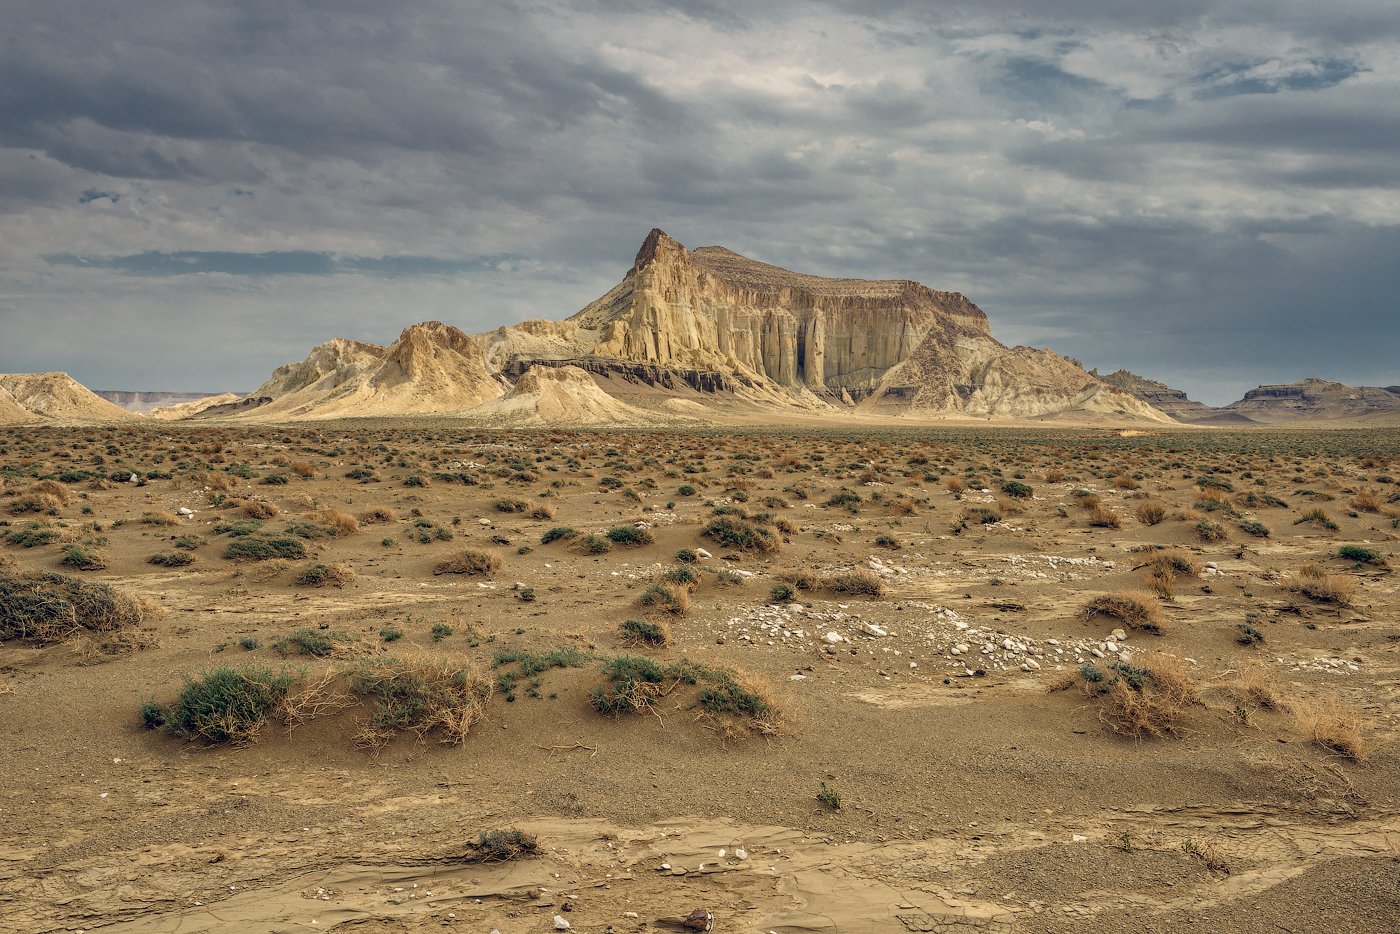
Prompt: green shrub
<box><xmin>223</xmin><ymin>536</ymin><xmax>307</xmax><ymax>560</ymax></box>
<box><xmin>1294</xmin><ymin>508</ymin><xmax>1339</xmax><ymax>531</ymax></box>
<box><xmin>1194</xmin><ymin>519</ymin><xmax>1227</xmax><ymax>542</ymax></box>
<box><xmin>703</xmin><ymin>516</ymin><xmax>779</xmax><ymax>553</ymax></box>
<box><xmin>619</xmin><ymin>618</ymin><xmax>669</xmax><ymax>646</ymax></box>
<box><xmin>5</xmin><ymin>525</ymin><xmax>58</xmax><ymax>548</ymax></box>
<box><xmin>0</xmin><ymin>571</ymin><xmax>149</xmax><ymax>643</ymax></box>
<box><xmin>1336</xmin><ymin>545</ymin><xmax>1385</xmax><ymax>566</ymax></box>
<box><xmin>60</xmin><ymin>545</ymin><xmax>107</xmax><ymax>570</ymax></box>
<box><xmin>826</xmin><ymin>490</ymin><xmax>861</xmax><ymax>510</ymax></box>
<box><xmin>271</xmin><ymin>627</ymin><xmax>346</xmax><ymax>657</ymax></box>
<box><xmin>156</xmin><ymin>666</ymin><xmax>299</xmax><ymax>745</ymax></box>
<box><xmin>578</xmin><ymin>533</ymin><xmax>611</xmax><ymax>554</ymax></box>
<box><xmin>607</xmin><ymin>525</ymin><xmax>655</xmax><ymax>547</ymax></box>
<box><xmin>1237</xmin><ymin>520</ymin><xmax>1270</xmax><ymax>538</ymax></box>
<box><xmin>541</xmin><ymin>526</ymin><xmax>576</xmax><ymax>544</ymax></box>
<box><xmin>1001</xmin><ymin>480</ymin><xmax>1033</xmax><ymax>499</ymax></box>
<box><xmin>150</xmin><ymin>551</ymin><xmax>196</xmax><ymax>567</ymax></box>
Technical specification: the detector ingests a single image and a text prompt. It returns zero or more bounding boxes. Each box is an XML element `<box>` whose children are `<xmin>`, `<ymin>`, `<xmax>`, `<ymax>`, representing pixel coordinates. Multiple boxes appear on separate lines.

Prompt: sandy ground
<box><xmin>1</xmin><ymin>423</ymin><xmax>1397</xmax><ymax>933</ymax></box>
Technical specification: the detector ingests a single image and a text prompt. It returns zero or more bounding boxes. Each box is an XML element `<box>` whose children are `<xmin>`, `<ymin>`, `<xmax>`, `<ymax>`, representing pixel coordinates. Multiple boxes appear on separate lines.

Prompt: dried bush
<box><xmin>295</xmin><ymin>563</ymin><xmax>356</xmax><ymax>588</ymax></box>
<box><xmin>1070</xmin><ymin>654</ymin><xmax>1199</xmax><ymax>738</ymax></box>
<box><xmin>434</xmin><ymin>550</ymin><xmax>501</xmax><ymax>577</ymax></box>
<box><xmin>824</xmin><ymin>568</ymin><xmax>885</xmax><ymax>596</ymax></box>
<box><xmin>0</xmin><ymin>571</ymin><xmax>154</xmax><ymax>643</ymax></box>
<box><xmin>309</xmin><ymin>509</ymin><xmax>359</xmax><ymax>537</ymax></box>
<box><xmin>1082</xmin><ymin>591</ymin><xmax>1167</xmax><ymax>635</ymax></box>
<box><xmin>1294</xmin><ymin>699</ymin><xmax>1371</xmax><ymax>761</ymax></box>
<box><xmin>639</xmin><ymin>582</ymin><xmax>690</xmax><ymax>616</ymax></box>
<box><xmin>243</xmin><ymin>500</ymin><xmax>281</xmax><ymax>520</ymax></box>
<box><xmin>1087</xmin><ymin>506</ymin><xmax>1121</xmax><ymax>529</ymax></box>
<box><xmin>1135</xmin><ymin>501</ymin><xmax>1168</xmax><ymax>526</ymax></box>
<box><xmin>351</xmin><ymin>654</ymin><xmax>493</xmax><ymax>749</ymax></box>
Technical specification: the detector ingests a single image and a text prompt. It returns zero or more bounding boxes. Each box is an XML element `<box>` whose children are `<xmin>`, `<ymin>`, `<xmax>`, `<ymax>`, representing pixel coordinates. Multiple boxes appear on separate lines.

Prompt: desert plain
<box><xmin>1</xmin><ymin>422</ymin><xmax>1397</xmax><ymax>933</ymax></box>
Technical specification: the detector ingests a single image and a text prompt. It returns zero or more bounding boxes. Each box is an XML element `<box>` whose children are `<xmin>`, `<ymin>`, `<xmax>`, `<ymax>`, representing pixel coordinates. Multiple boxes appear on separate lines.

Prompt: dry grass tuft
<box><xmin>1135</xmin><ymin>501</ymin><xmax>1168</xmax><ymax>526</ymax></box>
<box><xmin>1082</xmin><ymin>591</ymin><xmax>1167</xmax><ymax>635</ymax></box>
<box><xmin>776</xmin><ymin>568</ymin><xmax>823</xmax><ymax>591</ymax></box>
<box><xmin>1294</xmin><ymin>699</ymin><xmax>1371</xmax><ymax>761</ymax></box>
<box><xmin>528</xmin><ymin>502</ymin><xmax>557</xmax><ymax>520</ymax></box>
<box><xmin>309</xmin><ymin>509</ymin><xmax>360</xmax><ymax>537</ymax></box>
<box><xmin>823</xmin><ymin>568</ymin><xmax>886</xmax><ymax>596</ymax></box>
<box><xmin>1287</xmin><ymin>564</ymin><xmax>1356</xmax><ymax>606</ymax></box>
<box><xmin>351</xmin><ymin>653</ymin><xmax>493</xmax><ymax>750</ymax></box>
<box><xmin>243</xmin><ymin>499</ymin><xmax>280</xmax><ymax>520</ymax></box>
<box><xmin>359</xmin><ymin>506</ymin><xmax>397</xmax><ymax>524</ymax></box>
<box><xmin>1079</xmin><ymin>653</ymin><xmax>1199</xmax><ymax>739</ymax></box>
<box><xmin>1087</xmin><ymin>506</ymin><xmax>1121</xmax><ymax>528</ymax></box>
<box><xmin>1230</xmin><ymin>662</ymin><xmax>1286</xmax><ymax>711</ymax></box>
<box><xmin>639</xmin><ymin>582</ymin><xmax>690</xmax><ymax>616</ymax></box>
<box><xmin>1350</xmin><ymin>490</ymin><xmax>1384</xmax><ymax>513</ymax></box>
<box><xmin>434</xmin><ymin>550</ymin><xmax>501</xmax><ymax>577</ymax></box>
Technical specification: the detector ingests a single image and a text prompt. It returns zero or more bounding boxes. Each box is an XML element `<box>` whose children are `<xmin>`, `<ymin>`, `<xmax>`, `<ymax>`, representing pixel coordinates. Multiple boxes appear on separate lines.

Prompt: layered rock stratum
<box><xmin>212</xmin><ymin>229</ymin><xmax>1169</xmax><ymax>425</ymax></box>
<box><xmin>0</xmin><ymin>373</ymin><xmax>140</xmax><ymax>424</ymax></box>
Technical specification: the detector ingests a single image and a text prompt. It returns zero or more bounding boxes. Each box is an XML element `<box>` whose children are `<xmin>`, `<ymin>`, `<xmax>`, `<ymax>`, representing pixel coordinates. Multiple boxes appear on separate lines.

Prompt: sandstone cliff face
<box><xmin>0</xmin><ymin>373</ymin><xmax>141</xmax><ymax>423</ymax></box>
<box><xmin>564</xmin><ymin>229</ymin><xmax>990</xmax><ymax>403</ymax></box>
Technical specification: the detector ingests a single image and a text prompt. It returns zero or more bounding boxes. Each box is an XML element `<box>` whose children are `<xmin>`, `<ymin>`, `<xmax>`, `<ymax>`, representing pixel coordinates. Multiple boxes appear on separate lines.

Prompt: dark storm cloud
<box><xmin>1</xmin><ymin>0</ymin><xmax>1397</xmax><ymax>403</ymax></box>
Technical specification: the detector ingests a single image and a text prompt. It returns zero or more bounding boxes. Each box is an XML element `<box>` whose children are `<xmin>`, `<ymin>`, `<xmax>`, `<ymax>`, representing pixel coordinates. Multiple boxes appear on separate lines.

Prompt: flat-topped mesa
<box><xmin>577</xmin><ymin>228</ymin><xmax>990</xmax><ymax>398</ymax></box>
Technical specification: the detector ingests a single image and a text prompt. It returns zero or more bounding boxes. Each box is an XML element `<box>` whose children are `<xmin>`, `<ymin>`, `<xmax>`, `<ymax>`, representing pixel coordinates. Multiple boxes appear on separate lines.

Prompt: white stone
<box><xmin>824</xmin><ymin>631</ymin><xmax>844</xmax><ymax>645</ymax></box>
<box><xmin>554</xmin><ymin>916</ymin><xmax>572</xmax><ymax>930</ymax></box>
<box><xmin>695</xmin><ymin>548</ymin><xmax>712</xmax><ymax>559</ymax></box>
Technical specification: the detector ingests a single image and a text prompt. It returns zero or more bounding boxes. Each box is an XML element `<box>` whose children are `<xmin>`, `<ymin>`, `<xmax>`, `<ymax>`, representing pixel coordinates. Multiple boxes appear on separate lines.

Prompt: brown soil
<box><xmin>1</xmin><ymin>423</ymin><xmax>1397</xmax><ymax>932</ymax></box>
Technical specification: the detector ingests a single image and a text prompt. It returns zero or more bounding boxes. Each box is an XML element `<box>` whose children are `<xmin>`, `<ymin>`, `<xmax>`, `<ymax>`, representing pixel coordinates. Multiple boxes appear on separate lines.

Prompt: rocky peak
<box><xmin>632</xmin><ymin>228</ymin><xmax>685</xmax><ymax>272</ymax></box>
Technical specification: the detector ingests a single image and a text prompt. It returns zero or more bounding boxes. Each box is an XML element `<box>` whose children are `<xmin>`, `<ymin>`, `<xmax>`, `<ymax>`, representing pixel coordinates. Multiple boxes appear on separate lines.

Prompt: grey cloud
<box><xmin>1</xmin><ymin>0</ymin><xmax>1397</xmax><ymax>404</ymax></box>
<box><xmin>44</xmin><ymin>250</ymin><xmax>514</xmax><ymax>278</ymax></box>
<box><xmin>1193</xmin><ymin>57</ymin><xmax>1365</xmax><ymax>99</ymax></box>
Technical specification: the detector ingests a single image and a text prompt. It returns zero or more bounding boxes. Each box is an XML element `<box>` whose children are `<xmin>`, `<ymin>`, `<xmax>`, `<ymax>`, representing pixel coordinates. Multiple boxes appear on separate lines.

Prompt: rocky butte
<box><xmin>198</xmin><ymin>228</ymin><xmax>1171</xmax><ymax>424</ymax></box>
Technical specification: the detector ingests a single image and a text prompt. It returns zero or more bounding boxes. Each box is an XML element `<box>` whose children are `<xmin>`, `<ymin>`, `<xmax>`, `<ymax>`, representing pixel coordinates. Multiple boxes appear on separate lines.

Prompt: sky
<box><xmin>1</xmin><ymin>0</ymin><xmax>1397</xmax><ymax>405</ymax></box>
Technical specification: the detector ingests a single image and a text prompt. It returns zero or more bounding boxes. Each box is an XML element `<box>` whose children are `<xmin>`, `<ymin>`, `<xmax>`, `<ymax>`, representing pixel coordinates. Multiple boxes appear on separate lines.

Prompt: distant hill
<box><xmin>0</xmin><ymin>373</ymin><xmax>142</xmax><ymax>424</ymax></box>
<box><xmin>1219</xmin><ymin>378</ymin><xmax>1400</xmax><ymax>424</ymax></box>
<box><xmin>1092</xmin><ymin>369</ymin><xmax>1218</xmax><ymax>422</ymax></box>
<box><xmin>94</xmin><ymin>390</ymin><xmax>243</xmax><ymax>415</ymax></box>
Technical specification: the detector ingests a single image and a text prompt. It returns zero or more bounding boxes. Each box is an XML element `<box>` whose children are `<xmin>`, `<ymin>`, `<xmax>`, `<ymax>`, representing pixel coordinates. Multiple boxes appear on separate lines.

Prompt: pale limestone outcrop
<box><xmin>0</xmin><ymin>373</ymin><xmax>141</xmax><ymax>423</ymax></box>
